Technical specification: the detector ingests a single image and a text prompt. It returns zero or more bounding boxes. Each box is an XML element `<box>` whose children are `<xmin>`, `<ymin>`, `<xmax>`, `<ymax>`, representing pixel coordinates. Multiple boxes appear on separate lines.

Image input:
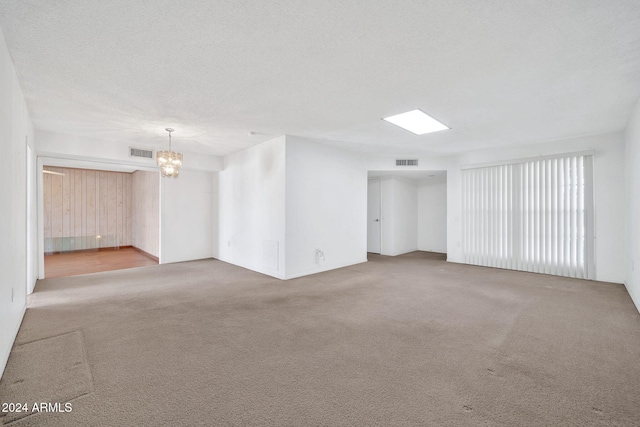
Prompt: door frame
<box><xmin>367</xmin><ymin>178</ymin><xmax>381</xmax><ymax>254</ymax></box>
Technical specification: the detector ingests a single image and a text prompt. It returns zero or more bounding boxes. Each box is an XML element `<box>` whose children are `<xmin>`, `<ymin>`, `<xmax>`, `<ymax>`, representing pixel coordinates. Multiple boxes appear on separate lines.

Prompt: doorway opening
<box><xmin>41</xmin><ymin>164</ymin><xmax>160</xmax><ymax>279</ymax></box>
<box><xmin>367</xmin><ymin>170</ymin><xmax>447</xmax><ymax>257</ymax></box>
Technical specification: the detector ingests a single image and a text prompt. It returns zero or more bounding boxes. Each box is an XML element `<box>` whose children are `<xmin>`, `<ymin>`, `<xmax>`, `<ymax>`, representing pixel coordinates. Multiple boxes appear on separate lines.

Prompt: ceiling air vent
<box><xmin>130</xmin><ymin>147</ymin><xmax>154</xmax><ymax>159</ymax></box>
<box><xmin>396</xmin><ymin>159</ymin><xmax>418</xmax><ymax>166</ymax></box>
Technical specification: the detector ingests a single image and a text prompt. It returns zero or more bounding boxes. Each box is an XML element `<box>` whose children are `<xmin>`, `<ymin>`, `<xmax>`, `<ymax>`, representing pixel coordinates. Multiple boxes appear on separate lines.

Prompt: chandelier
<box><xmin>156</xmin><ymin>128</ymin><xmax>183</xmax><ymax>178</ymax></box>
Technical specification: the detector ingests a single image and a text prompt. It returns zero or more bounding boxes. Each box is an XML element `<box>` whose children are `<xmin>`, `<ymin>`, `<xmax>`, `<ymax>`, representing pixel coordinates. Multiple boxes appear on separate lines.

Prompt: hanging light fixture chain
<box><xmin>166</xmin><ymin>127</ymin><xmax>174</xmax><ymax>151</ymax></box>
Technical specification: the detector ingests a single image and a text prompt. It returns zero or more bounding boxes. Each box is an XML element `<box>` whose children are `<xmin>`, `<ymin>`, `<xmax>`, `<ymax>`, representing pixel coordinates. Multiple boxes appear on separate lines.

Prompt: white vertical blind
<box><xmin>462</xmin><ymin>154</ymin><xmax>594</xmax><ymax>279</ymax></box>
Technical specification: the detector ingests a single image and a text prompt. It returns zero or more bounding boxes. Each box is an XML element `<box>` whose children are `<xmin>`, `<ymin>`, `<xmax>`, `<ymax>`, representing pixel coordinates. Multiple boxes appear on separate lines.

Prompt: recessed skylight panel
<box><xmin>383</xmin><ymin>109</ymin><xmax>449</xmax><ymax>135</ymax></box>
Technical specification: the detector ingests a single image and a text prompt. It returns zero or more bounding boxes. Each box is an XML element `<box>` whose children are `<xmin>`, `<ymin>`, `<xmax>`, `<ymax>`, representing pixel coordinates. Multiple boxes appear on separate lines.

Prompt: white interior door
<box><xmin>367</xmin><ymin>179</ymin><xmax>381</xmax><ymax>253</ymax></box>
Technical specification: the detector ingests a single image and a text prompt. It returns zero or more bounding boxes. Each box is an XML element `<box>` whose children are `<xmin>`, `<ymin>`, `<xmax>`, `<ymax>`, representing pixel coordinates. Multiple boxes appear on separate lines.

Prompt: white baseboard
<box><xmin>417</xmin><ymin>248</ymin><xmax>447</xmax><ymax>254</ymax></box>
<box><xmin>284</xmin><ymin>258</ymin><xmax>368</xmax><ymax>280</ymax></box>
<box><xmin>381</xmin><ymin>248</ymin><xmax>418</xmax><ymax>257</ymax></box>
<box><xmin>0</xmin><ymin>303</ymin><xmax>26</xmax><ymax>380</ymax></box>
<box><xmin>624</xmin><ymin>281</ymin><xmax>640</xmax><ymax>314</ymax></box>
<box><xmin>215</xmin><ymin>256</ymin><xmax>286</xmax><ymax>280</ymax></box>
<box><xmin>215</xmin><ymin>256</ymin><xmax>368</xmax><ymax>281</ymax></box>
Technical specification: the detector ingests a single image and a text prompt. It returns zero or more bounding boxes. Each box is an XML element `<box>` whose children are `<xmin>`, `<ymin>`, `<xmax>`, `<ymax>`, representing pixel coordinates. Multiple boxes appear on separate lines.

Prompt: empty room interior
<box><xmin>1</xmin><ymin>2</ymin><xmax>640</xmax><ymax>426</ymax></box>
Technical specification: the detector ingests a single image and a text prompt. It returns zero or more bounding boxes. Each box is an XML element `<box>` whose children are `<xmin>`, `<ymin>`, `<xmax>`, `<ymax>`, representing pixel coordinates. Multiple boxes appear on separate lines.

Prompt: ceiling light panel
<box><xmin>383</xmin><ymin>109</ymin><xmax>449</xmax><ymax>135</ymax></box>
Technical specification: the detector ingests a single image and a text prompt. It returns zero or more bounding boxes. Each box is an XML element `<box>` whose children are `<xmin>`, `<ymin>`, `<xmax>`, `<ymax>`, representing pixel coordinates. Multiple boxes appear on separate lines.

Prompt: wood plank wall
<box><xmin>43</xmin><ymin>167</ymin><xmax>133</xmax><ymax>251</ymax></box>
<box><xmin>131</xmin><ymin>170</ymin><xmax>160</xmax><ymax>258</ymax></box>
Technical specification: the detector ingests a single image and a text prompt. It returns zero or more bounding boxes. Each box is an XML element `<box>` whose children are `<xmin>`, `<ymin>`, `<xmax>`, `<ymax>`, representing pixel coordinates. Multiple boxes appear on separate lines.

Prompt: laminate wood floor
<box><xmin>44</xmin><ymin>247</ymin><xmax>158</xmax><ymax>278</ymax></box>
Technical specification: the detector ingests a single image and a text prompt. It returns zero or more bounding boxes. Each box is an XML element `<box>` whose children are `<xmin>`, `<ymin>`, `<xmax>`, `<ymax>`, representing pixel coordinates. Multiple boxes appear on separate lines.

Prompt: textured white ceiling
<box><xmin>1</xmin><ymin>1</ymin><xmax>639</xmax><ymax>156</ymax></box>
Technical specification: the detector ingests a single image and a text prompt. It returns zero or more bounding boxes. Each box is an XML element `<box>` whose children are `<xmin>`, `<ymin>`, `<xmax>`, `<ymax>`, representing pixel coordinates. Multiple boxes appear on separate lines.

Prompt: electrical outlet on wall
<box><xmin>315</xmin><ymin>248</ymin><xmax>325</xmax><ymax>263</ymax></box>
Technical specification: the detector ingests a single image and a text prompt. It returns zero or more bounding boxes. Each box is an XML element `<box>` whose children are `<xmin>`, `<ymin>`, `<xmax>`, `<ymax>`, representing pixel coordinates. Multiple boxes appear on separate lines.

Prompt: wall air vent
<box><xmin>396</xmin><ymin>159</ymin><xmax>419</xmax><ymax>166</ymax></box>
<box><xmin>130</xmin><ymin>147</ymin><xmax>154</xmax><ymax>159</ymax></box>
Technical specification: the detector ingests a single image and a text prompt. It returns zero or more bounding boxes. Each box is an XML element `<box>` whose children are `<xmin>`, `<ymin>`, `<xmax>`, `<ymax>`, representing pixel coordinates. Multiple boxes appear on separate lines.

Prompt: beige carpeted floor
<box><xmin>1</xmin><ymin>251</ymin><xmax>640</xmax><ymax>426</ymax></box>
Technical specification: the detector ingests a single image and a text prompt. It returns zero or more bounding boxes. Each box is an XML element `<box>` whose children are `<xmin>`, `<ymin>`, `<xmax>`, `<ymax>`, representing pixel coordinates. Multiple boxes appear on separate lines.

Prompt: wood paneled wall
<box><xmin>43</xmin><ymin>167</ymin><xmax>132</xmax><ymax>251</ymax></box>
<box><xmin>131</xmin><ymin>170</ymin><xmax>160</xmax><ymax>258</ymax></box>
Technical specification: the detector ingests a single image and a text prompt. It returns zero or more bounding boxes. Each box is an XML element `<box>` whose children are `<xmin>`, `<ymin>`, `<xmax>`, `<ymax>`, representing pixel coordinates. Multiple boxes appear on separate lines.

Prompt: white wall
<box><xmin>447</xmin><ymin>132</ymin><xmax>626</xmax><ymax>283</ymax></box>
<box><xmin>367</xmin><ymin>156</ymin><xmax>451</xmax><ymax>173</ymax></box>
<box><xmin>380</xmin><ymin>177</ymin><xmax>418</xmax><ymax>256</ymax></box>
<box><xmin>217</xmin><ymin>136</ymin><xmax>287</xmax><ymax>278</ymax></box>
<box><xmin>161</xmin><ymin>169</ymin><xmax>214</xmax><ymax>264</ymax></box>
<box><xmin>625</xmin><ymin>99</ymin><xmax>640</xmax><ymax>311</ymax></box>
<box><xmin>0</xmin><ymin>29</ymin><xmax>35</xmax><ymax>378</ymax></box>
<box><xmin>211</xmin><ymin>172</ymin><xmax>219</xmax><ymax>260</ymax></box>
<box><xmin>418</xmin><ymin>174</ymin><xmax>447</xmax><ymax>253</ymax></box>
<box><xmin>132</xmin><ymin>170</ymin><xmax>159</xmax><ymax>258</ymax></box>
<box><xmin>26</xmin><ymin>144</ymin><xmax>37</xmax><ymax>293</ymax></box>
<box><xmin>36</xmin><ymin>130</ymin><xmax>223</xmax><ymax>172</ymax></box>
<box><xmin>285</xmin><ymin>136</ymin><xmax>367</xmax><ymax>278</ymax></box>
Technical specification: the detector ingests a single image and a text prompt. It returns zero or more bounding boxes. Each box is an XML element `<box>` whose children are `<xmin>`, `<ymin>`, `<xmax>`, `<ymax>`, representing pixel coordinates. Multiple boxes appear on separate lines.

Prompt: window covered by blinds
<box><xmin>462</xmin><ymin>154</ymin><xmax>594</xmax><ymax>279</ymax></box>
